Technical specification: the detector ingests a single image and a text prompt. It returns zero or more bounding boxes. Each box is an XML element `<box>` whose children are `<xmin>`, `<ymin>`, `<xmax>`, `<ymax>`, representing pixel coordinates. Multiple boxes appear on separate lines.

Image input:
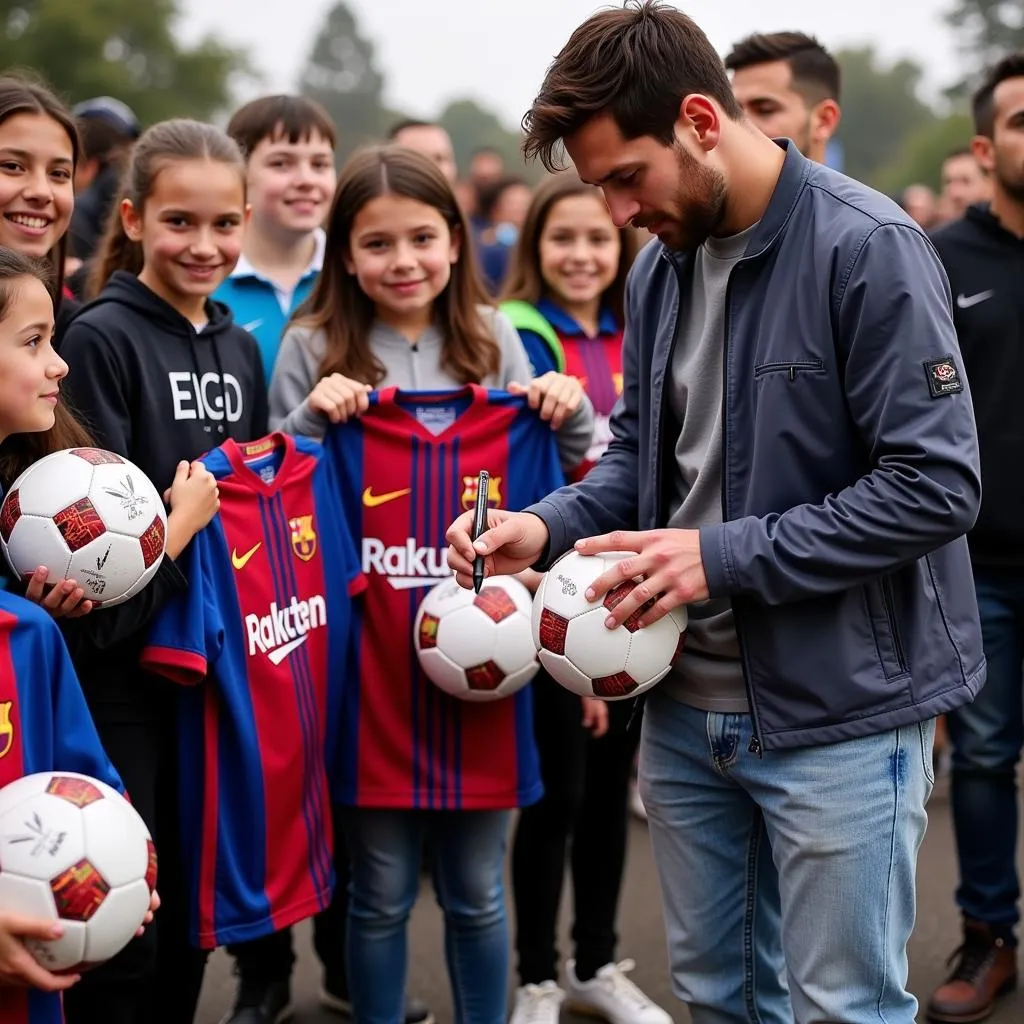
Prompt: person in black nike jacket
<box><xmin>928</xmin><ymin>53</ymin><xmax>1024</xmax><ymax>1024</ymax></box>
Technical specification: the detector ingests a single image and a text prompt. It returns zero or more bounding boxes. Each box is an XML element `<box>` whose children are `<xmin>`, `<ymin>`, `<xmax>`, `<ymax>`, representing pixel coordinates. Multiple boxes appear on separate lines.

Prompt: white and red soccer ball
<box><xmin>531</xmin><ymin>550</ymin><xmax>687</xmax><ymax>700</ymax></box>
<box><xmin>414</xmin><ymin>575</ymin><xmax>539</xmax><ymax>702</ymax></box>
<box><xmin>0</xmin><ymin>448</ymin><xmax>166</xmax><ymax>608</ymax></box>
<box><xmin>0</xmin><ymin>772</ymin><xmax>157</xmax><ymax>972</ymax></box>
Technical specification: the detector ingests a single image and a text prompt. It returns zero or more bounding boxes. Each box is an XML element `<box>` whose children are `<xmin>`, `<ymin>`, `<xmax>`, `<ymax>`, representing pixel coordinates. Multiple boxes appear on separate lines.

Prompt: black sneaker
<box><xmin>404</xmin><ymin>997</ymin><xmax>436</xmax><ymax>1024</ymax></box>
<box><xmin>220</xmin><ymin>976</ymin><xmax>294</xmax><ymax>1024</ymax></box>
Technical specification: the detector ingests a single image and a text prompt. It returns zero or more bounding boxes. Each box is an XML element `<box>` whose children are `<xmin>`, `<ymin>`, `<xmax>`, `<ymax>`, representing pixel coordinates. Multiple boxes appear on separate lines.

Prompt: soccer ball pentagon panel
<box><xmin>532</xmin><ymin>550</ymin><xmax>687</xmax><ymax>700</ymax></box>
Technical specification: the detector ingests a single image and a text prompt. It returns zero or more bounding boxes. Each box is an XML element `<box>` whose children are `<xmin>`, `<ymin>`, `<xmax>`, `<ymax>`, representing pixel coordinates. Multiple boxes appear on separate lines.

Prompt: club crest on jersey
<box><xmin>289</xmin><ymin>515</ymin><xmax>317</xmax><ymax>561</ymax></box>
<box><xmin>0</xmin><ymin>701</ymin><xmax>12</xmax><ymax>759</ymax></box>
<box><xmin>461</xmin><ymin>475</ymin><xmax>502</xmax><ymax>510</ymax></box>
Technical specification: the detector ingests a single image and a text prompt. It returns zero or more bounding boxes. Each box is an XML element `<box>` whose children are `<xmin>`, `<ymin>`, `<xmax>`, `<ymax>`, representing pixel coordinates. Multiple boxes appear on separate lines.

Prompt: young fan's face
<box><xmin>124</xmin><ymin>159</ymin><xmax>248</xmax><ymax>313</ymax></box>
<box><xmin>246</xmin><ymin>130</ymin><xmax>336</xmax><ymax>236</ymax></box>
<box><xmin>0</xmin><ymin>275</ymin><xmax>65</xmax><ymax>441</ymax></box>
<box><xmin>0</xmin><ymin>113</ymin><xmax>74</xmax><ymax>258</ymax></box>
<box><xmin>344</xmin><ymin>193</ymin><xmax>460</xmax><ymax>325</ymax></box>
<box><xmin>538</xmin><ymin>193</ymin><xmax>620</xmax><ymax>311</ymax></box>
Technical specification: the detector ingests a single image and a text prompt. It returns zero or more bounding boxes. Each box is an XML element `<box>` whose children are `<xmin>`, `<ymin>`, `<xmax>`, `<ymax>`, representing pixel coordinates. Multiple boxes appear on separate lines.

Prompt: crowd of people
<box><xmin>0</xmin><ymin>3</ymin><xmax>1021</xmax><ymax>1024</ymax></box>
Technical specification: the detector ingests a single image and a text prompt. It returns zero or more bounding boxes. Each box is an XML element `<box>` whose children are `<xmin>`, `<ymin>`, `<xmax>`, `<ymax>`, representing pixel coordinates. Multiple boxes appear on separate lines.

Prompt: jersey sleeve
<box><xmin>44</xmin><ymin>616</ymin><xmax>124</xmax><ymax>792</ymax></box>
<box><xmin>140</xmin><ymin>529</ymin><xmax>225</xmax><ymax>685</ymax></box>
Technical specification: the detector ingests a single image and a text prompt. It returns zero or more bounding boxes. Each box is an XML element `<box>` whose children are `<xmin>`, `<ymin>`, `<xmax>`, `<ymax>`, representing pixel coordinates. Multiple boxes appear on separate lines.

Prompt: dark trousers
<box><xmin>948</xmin><ymin>567</ymin><xmax>1024</xmax><ymax>940</ymax></box>
<box><xmin>228</xmin><ymin>810</ymin><xmax>350</xmax><ymax>989</ymax></box>
<box><xmin>512</xmin><ymin>673</ymin><xmax>640</xmax><ymax>985</ymax></box>
<box><xmin>63</xmin><ymin>689</ymin><xmax>209</xmax><ymax>1024</ymax></box>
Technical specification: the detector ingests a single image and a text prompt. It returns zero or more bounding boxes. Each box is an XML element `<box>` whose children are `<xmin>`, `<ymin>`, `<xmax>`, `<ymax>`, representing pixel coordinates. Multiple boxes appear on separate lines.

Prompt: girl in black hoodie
<box><xmin>59</xmin><ymin>119</ymin><xmax>268</xmax><ymax>1024</ymax></box>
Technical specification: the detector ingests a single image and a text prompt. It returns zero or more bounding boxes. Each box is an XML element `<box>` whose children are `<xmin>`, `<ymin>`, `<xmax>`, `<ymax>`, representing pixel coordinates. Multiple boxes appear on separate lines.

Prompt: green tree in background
<box><xmin>834</xmin><ymin>46</ymin><xmax>938</xmax><ymax>184</ymax></box>
<box><xmin>438</xmin><ymin>98</ymin><xmax>533</xmax><ymax>180</ymax></box>
<box><xmin>299</xmin><ymin>1</ymin><xmax>389</xmax><ymax>163</ymax></box>
<box><xmin>946</xmin><ymin>0</ymin><xmax>1024</xmax><ymax>96</ymax></box>
<box><xmin>872</xmin><ymin>114</ymin><xmax>975</xmax><ymax>194</ymax></box>
<box><xmin>0</xmin><ymin>0</ymin><xmax>247</xmax><ymax>123</ymax></box>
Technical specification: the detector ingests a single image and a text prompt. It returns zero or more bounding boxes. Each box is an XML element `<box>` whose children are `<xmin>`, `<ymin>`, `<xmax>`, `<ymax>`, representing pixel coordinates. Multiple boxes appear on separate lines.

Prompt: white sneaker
<box><xmin>509</xmin><ymin>981</ymin><xmax>565</xmax><ymax>1024</ymax></box>
<box><xmin>565</xmin><ymin>960</ymin><xmax>672</xmax><ymax>1024</ymax></box>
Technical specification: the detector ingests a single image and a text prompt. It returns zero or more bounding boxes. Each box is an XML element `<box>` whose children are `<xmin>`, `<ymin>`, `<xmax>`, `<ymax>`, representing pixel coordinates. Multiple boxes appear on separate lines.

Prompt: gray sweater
<box><xmin>268</xmin><ymin>306</ymin><xmax>594</xmax><ymax>470</ymax></box>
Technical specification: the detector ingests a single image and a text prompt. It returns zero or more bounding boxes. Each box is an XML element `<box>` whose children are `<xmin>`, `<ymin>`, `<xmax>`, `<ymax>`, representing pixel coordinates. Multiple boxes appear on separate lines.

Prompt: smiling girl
<box><xmin>57</xmin><ymin>119</ymin><xmax>267</xmax><ymax>1024</ymax></box>
<box><xmin>0</xmin><ymin>76</ymin><xmax>80</xmax><ymax>346</ymax></box>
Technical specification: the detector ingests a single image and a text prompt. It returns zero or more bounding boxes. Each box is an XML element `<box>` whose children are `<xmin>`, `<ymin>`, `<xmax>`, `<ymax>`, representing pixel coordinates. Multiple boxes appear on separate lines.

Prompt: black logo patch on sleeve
<box><xmin>924</xmin><ymin>356</ymin><xmax>964</xmax><ymax>398</ymax></box>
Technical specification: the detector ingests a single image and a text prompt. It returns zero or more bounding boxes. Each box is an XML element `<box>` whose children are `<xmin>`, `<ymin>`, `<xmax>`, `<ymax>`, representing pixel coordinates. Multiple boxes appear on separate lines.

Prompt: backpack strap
<box><xmin>499</xmin><ymin>300</ymin><xmax>566</xmax><ymax>373</ymax></box>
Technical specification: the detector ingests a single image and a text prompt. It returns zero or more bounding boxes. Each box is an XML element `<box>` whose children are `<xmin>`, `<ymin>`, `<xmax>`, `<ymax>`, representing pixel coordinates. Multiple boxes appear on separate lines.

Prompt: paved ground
<box><xmin>196</xmin><ymin>772</ymin><xmax>1023</xmax><ymax>1024</ymax></box>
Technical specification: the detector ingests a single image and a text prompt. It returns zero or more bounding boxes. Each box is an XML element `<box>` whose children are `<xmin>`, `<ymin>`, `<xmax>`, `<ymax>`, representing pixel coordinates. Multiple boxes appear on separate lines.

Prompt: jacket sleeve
<box><xmin>56</xmin><ymin>556</ymin><xmax>188</xmax><ymax>667</ymax></box>
<box><xmin>702</xmin><ymin>222</ymin><xmax>982</xmax><ymax>604</ymax></box>
<box><xmin>522</xmin><ymin>270</ymin><xmax>645</xmax><ymax>564</ymax></box>
<box><xmin>61</xmin><ymin>320</ymin><xmax>134</xmax><ymax>454</ymax></box>
<box><xmin>249</xmin><ymin>342</ymin><xmax>270</xmax><ymax>438</ymax></box>
<box><xmin>269</xmin><ymin>328</ymin><xmax>328</xmax><ymax>440</ymax></box>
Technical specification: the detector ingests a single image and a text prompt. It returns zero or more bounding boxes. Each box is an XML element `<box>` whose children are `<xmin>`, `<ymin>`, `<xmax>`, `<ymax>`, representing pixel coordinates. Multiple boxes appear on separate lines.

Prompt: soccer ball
<box><xmin>0</xmin><ymin>772</ymin><xmax>157</xmax><ymax>972</ymax></box>
<box><xmin>0</xmin><ymin>448</ymin><xmax>166</xmax><ymax>608</ymax></box>
<box><xmin>414</xmin><ymin>576</ymin><xmax>540</xmax><ymax>702</ymax></box>
<box><xmin>532</xmin><ymin>550</ymin><xmax>687</xmax><ymax>700</ymax></box>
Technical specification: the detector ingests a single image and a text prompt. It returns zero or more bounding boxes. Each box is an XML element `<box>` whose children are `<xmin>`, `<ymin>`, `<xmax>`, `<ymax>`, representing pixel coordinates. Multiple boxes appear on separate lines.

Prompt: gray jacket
<box><xmin>527</xmin><ymin>142</ymin><xmax>985</xmax><ymax>751</ymax></box>
<box><xmin>269</xmin><ymin>306</ymin><xmax>594</xmax><ymax>471</ymax></box>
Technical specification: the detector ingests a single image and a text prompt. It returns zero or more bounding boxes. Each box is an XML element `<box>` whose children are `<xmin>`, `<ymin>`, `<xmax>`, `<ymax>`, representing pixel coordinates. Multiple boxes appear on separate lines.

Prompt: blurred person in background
<box><xmin>388</xmin><ymin>119</ymin><xmax>458</xmax><ymax>184</ymax></box>
<box><xmin>901</xmin><ymin>183</ymin><xmax>939</xmax><ymax>229</ymax></box>
<box><xmin>476</xmin><ymin>175</ymin><xmax>533</xmax><ymax>293</ymax></box>
<box><xmin>69</xmin><ymin>96</ymin><xmax>140</xmax><ymax>266</ymax></box>
<box><xmin>725</xmin><ymin>31</ymin><xmax>841</xmax><ymax>166</ymax></box>
<box><xmin>927</xmin><ymin>53</ymin><xmax>1024</xmax><ymax>1024</ymax></box>
<box><xmin>468</xmin><ymin>145</ymin><xmax>505</xmax><ymax>192</ymax></box>
<box><xmin>939</xmin><ymin>147</ymin><xmax>991</xmax><ymax>223</ymax></box>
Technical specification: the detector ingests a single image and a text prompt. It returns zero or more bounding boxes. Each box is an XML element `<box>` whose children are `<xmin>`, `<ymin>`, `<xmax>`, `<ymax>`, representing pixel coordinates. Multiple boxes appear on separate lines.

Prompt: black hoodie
<box><xmin>55</xmin><ymin>272</ymin><xmax>268</xmax><ymax>712</ymax></box>
<box><xmin>931</xmin><ymin>203</ymin><xmax>1024</xmax><ymax>568</ymax></box>
<box><xmin>61</xmin><ymin>271</ymin><xmax>269</xmax><ymax>495</ymax></box>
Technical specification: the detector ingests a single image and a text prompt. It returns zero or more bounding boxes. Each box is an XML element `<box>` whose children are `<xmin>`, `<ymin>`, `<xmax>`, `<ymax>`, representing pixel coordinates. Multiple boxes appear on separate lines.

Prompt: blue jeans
<box><xmin>947</xmin><ymin>569</ymin><xmax>1024</xmax><ymax>936</ymax></box>
<box><xmin>638</xmin><ymin>690</ymin><xmax>934</xmax><ymax>1024</ymax></box>
<box><xmin>339</xmin><ymin>807</ymin><xmax>510</xmax><ymax>1024</ymax></box>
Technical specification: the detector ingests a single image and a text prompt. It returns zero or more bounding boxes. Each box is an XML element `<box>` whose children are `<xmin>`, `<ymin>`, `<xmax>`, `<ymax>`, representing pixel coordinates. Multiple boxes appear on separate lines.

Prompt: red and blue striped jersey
<box><xmin>141</xmin><ymin>433</ymin><xmax>364</xmax><ymax>949</ymax></box>
<box><xmin>0</xmin><ymin>592</ymin><xmax>122</xmax><ymax>1024</ymax></box>
<box><xmin>322</xmin><ymin>385</ymin><xmax>565</xmax><ymax>811</ymax></box>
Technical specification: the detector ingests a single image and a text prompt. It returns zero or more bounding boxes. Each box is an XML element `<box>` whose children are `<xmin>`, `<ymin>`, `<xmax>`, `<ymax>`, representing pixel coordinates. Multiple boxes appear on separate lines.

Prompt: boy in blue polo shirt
<box><xmin>215</xmin><ymin>95</ymin><xmax>338</xmax><ymax>385</ymax></box>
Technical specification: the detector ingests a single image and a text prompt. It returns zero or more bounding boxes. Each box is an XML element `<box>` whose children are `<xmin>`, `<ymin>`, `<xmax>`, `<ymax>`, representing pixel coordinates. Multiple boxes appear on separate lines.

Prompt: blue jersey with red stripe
<box><xmin>0</xmin><ymin>592</ymin><xmax>122</xmax><ymax>1024</ymax></box>
<box><xmin>141</xmin><ymin>433</ymin><xmax>364</xmax><ymax>949</ymax></box>
<box><xmin>322</xmin><ymin>385</ymin><xmax>564</xmax><ymax>810</ymax></box>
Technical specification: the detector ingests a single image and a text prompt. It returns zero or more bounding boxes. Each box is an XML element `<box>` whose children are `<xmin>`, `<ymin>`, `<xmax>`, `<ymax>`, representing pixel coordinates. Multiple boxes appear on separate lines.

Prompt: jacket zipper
<box><xmin>880</xmin><ymin>578</ymin><xmax>908</xmax><ymax>674</ymax></box>
<box><xmin>752</xmin><ymin>359</ymin><xmax>824</xmax><ymax>380</ymax></box>
<box><xmin>720</xmin><ymin>261</ymin><xmax>765</xmax><ymax>758</ymax></box>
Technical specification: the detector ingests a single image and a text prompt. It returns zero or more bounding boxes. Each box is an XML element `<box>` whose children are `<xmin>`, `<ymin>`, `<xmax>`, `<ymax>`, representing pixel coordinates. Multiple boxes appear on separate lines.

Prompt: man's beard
<box><xmin>655</xmin><ymin>144</ymin><xmax>728</xmax><ymax>251</ymax></box>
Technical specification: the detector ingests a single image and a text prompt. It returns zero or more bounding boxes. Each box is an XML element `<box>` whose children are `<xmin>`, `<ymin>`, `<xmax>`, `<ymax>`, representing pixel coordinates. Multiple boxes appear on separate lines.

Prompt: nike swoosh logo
<box><xmin>231</xmin><ymin>542</ymin><xmax>262</xmax><ymax>570</ymax></box>
<box><xmin>267</xmin><ymin>634</ymin><xmax>307</xmax><ymax>665</ymax></box>
<box><xmin>956</xmin><ymin>290</ymin><xmax>994</xmax><ymax>309</ymax></box>
<box><xmin>242</xmin><ymin>318</ymin><xmax>264</xmax><ymax>333</ymax></box>
<box><xmin>363</xmin><ymin>486</ymin><xmax>412</xmax><ymax>508</ymax></box>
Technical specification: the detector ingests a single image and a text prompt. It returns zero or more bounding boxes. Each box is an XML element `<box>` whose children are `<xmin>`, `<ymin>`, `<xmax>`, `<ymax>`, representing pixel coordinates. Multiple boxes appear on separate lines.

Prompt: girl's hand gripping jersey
<box><xmin>0</xmin><ymin>592</ymin><xmax>124</xmax><ymax>1024</ymax></box>
<box><xmin>322</xmin><ymin>385</ymin><xmax>566</xmax><ymax>811</ymax></box>
<box><xmin>141</xmin><ymin>434</ymin><xmax>365</xmax><ymax>949</ymax></box>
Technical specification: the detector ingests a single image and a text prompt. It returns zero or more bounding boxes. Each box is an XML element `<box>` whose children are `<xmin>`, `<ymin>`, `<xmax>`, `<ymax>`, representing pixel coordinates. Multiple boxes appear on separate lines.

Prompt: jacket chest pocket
<box><xmin>752</xmin><ymin>358</ymin><xmax>825</xmax><ymax>382</ymax></box>
<box><xmin>864</xmin><ymin>578</ymin><xmax>910</xmax><ymax>680</ymax></box>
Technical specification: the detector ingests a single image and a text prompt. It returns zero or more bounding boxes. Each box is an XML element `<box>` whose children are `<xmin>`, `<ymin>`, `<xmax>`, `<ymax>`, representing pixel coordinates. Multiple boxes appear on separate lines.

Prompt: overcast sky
<box><xmin>180</xmin><ymin>0</ymin><xmax>961</xmax><ymax>127</ymax></box>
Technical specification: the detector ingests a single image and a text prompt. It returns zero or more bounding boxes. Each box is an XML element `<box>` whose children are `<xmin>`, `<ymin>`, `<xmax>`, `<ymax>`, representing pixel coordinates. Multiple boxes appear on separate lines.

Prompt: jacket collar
<box><xmin>663</xmin><ymin>139</ymin><xmax>811</xmax><ymax>271</ymax></box>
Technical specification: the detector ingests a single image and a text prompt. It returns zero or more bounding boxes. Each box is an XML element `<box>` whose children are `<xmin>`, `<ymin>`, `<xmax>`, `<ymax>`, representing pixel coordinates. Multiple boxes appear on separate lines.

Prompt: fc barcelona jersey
<box><xmin>0</xmin><ymin>592</ymin><xmax>123</xmax><ymax>1024</ymax></box>
<box><xmin>323</xmin><ymin>385</ymin><xmax>566</xmax><ymax>810</ymax></box>
<box><xmin>141</xmin><ymin>433</ymin><xmax>364</xmax><ymax>949</ymax></box>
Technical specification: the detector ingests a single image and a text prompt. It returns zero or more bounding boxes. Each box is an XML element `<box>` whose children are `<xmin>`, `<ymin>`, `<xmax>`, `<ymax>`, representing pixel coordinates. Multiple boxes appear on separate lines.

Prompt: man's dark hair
<box><xmin>387</xmin><ymin>118</ymin><xmax>439</xmax><ymax>140</ymax></box>
<box><xmin>724</xmin><ymin>32</ymin><xmax>841</xmax><ymax>104</ymax></box>
<box><xmin>522</xmin><ymin>0</ymin><xmax>742</xmax><ymax>172</ymax></box>
<box><xmin>973</xmin><ymin>53</ymin><xmax>1024</xmax><ymax>137</ymax></box>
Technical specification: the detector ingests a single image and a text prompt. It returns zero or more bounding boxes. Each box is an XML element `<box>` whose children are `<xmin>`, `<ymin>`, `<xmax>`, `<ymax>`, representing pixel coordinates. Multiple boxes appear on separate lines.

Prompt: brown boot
<box><xmin>927</xmin><ymin>921</ymin><xmax>1018</xmax><ymax>1023</ymax></box>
